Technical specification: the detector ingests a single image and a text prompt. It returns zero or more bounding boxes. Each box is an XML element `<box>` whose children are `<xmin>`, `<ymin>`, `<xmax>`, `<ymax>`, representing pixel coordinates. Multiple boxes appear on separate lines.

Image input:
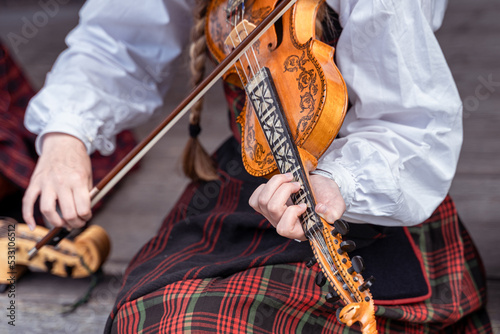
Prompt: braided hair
<box><xmin>182</xmin><ymin>0</ymin><xmax>219</xmax><ymax>182</ymax></box>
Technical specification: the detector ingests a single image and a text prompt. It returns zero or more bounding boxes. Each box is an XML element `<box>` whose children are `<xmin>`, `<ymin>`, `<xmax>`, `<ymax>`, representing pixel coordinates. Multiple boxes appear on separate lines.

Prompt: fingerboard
<box><xmin>245</xmin><ymin>67</ymin><xmax>322</xmax><ymax>238</ymax></box>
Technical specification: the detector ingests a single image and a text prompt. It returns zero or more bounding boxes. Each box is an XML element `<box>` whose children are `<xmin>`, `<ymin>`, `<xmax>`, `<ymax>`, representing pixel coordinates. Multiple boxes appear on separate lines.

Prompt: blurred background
<box><xmin>0</xmin><ymin>0</ymin><xmax>499</xmax><ymax>332</ymax></box>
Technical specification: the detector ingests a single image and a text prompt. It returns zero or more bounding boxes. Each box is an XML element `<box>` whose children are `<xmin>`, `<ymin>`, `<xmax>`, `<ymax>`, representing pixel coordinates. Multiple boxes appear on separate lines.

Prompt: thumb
<box><xmin>315</xmin><ymin>203</ymin><xmax>342</xmax><ymax>223</ymax></box>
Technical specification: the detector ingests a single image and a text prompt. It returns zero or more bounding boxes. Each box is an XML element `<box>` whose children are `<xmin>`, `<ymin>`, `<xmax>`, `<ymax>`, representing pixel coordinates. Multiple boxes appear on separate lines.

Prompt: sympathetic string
<box><xmin>226</xmin><ymin>18</ymin><xmax>359</xmax><ymax>304</ymax></box>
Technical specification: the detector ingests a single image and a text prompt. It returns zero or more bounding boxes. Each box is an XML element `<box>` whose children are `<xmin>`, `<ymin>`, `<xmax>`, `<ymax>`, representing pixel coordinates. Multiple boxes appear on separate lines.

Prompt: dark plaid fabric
<box><xmin>0</xmin><ymin>43</ymin><xmax>37</xmax><ymax>190</ymax></box>
<box><xmin>0</xmin><ymin>42</ymin><xmax>137</xmax><ymax>224</ymax></box>
<box><xmin>107</xmin><ymin>137</ymin><xmax>491</xmax><ymax>333</ymax></box>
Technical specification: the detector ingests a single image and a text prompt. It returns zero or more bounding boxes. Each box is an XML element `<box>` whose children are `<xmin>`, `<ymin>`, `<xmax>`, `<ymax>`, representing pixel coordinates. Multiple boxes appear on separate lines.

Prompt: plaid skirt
<box><xmin>0</xmin><ymin>43</ymin><xmax>137</xmax><ymax>225</ymax></box>
<box><xmin>107</xmin><ymin>138</ymin><xmax>492</xmax><ymax>333</ymax></box>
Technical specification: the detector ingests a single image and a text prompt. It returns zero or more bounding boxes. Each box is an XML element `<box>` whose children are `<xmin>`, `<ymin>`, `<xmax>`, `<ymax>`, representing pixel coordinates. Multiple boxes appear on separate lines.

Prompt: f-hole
<box><xmin>270</xmin><ymin>16</ymin><xmax>283</xmax><ymax>50</ymax></box>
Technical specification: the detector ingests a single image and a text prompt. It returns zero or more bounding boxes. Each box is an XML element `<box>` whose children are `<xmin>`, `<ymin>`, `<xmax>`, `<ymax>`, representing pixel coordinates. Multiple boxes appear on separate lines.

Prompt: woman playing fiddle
<box><xmin>22</xmin><ymin>0</ymin><xmax>491</xmax><ymax>332</ymax></box>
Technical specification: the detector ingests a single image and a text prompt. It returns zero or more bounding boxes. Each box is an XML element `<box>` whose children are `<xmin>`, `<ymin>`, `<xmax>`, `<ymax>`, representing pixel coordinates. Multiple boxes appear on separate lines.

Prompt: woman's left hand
<box><xmin>249</xmin><ymin>173</ymin><xmax>346</xmax><ymax>241</ymax></box>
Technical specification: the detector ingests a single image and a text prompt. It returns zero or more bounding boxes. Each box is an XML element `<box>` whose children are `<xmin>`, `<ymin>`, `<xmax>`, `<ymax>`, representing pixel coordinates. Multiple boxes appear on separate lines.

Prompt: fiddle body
<box><xmin>207</xmin><ymin>0</ymin><xmax>347</xmax><ymax>177</ymax></box>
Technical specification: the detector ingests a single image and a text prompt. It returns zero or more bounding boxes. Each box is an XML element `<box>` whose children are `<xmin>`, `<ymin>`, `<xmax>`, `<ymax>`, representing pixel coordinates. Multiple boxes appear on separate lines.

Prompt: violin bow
<box><xmin>28</xmin><ymin>0</ymin><xmax>298</xmax><ymax>260</ymax></box>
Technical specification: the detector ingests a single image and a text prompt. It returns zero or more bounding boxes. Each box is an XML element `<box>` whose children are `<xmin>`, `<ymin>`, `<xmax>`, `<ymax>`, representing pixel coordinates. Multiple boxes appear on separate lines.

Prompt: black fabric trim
<box><xmin>348</xmin><ymin>224</ymin><xmax>429</xmax><ymax>301</ymax></box>
<box><xmin>189</xmin><ymin>123</ymin><xmax>202</xmax><ymax>138</ymax></box>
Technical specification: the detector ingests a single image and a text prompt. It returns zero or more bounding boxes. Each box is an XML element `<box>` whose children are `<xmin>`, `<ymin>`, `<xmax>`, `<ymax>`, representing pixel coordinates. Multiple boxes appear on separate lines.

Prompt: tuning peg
<box><xmin>325</xmin><ymin>290</ymin><xmax>340</xmax><ymax>303</ymax></box>
<box><xmin>347</xmin><ymin>256</ymin><xmax>365</xmax><ymax>275</ymax></box>
<box><xmin>337</xmin><ymin>240</ymin><xmax>356</xmax><ymax>255</ymax></box>
<box><xmin>315</xmin><ymin>271</ymin><xmax>327</xmax><ymax>287</ymax></box>
<box><xmin>331</xmin><ymin>219</ymin><xmax>349</xmax><ymax>236</ymax></box>
<box><xmin>305</xmin><ymin>257</ymin><xmax>317</xmax><ymax>268</ymax></box>
<box><xmin>358</xmin><ymin>276</ymin><xmax>375</xmax><ymax>292</ymax></box>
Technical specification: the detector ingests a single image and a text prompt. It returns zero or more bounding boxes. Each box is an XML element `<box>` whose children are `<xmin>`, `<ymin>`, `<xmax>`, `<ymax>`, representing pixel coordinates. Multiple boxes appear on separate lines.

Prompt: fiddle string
<box><xmin>288</xmin><ymin>182</ymin><xmax>337</xmax><ymax>284</ymax></box>
<box><xmin>242</xmin><ymin>23</ymin><xmax>262</xmax><ymax>75</ymax></box>
<box><xmin>227</xmin><ymin>34</ymin><xmax>251</xmax><ymax>85</ymax></box>
<box><xmin>237</xmin><ymin>29</ymin><xmax>336</xmax><ymax>274</ymax></box>
<box><xmin>229</xmin><ymin>28</ymin><xmax>335</xmax><ymax>268</ymax></box>
<box><xmin>308</xmin><ymin>215</ymin><xmax>354</xmax><ymax>300</ymax></box>
<box><xmin>310</xmin><ymin>228</ymin><xmax>357</xmax><ymax>301</ymax></box>
<box><xmin>228</xmin><ymin>15</ymin><xmax>358</xmax><ymax>304</ymax></box>
<box><xmin>245</xmin><ymin>48</ymin><xmax>356</xmax><ymax>304</ymax></box>
<box><xmin>236</xmin><ymin>28</ymin><xmax>258</xmax><ymax>80</ymax></box>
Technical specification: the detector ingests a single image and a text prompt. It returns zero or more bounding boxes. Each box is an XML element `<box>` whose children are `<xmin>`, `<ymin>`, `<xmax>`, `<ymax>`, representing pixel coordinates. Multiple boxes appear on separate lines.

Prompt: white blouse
<box><xmin>25</xmin><ymin>0</ymin><xmax>462</xmax><ymax>227</ymax></box>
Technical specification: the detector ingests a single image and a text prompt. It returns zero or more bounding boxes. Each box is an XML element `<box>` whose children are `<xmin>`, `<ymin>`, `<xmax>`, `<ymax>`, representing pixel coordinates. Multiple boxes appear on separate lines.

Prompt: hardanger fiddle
<box><xmin>207</xmin><ymin>0</ymin><xmax>376</xmax><ymax>331</ymax></box>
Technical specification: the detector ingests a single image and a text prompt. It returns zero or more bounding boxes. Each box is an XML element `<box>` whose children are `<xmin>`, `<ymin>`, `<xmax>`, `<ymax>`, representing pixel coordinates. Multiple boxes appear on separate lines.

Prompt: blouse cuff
<box><xmin>313</xmin><ymin>161</ymin><xmax>356</xmax><ymax>210</ymax></box>
<box><xmin>34</xmin><ymin>113</ymin><xmax>100</xmax><ymax>155</ymax></box>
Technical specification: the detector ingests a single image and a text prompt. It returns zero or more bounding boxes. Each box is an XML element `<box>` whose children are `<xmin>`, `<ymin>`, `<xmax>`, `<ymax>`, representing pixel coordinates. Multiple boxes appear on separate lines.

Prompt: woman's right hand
<box><xmin>22</xmin><ymin>133</ymin><xmax>93</xmax><ymax>230</ymax></box>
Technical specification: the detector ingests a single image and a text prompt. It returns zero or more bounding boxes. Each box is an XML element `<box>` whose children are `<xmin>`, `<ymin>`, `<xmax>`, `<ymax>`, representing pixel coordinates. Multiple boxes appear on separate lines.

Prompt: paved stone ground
<box><xmin>0</xmin><ymin>0</ymin><xmax>499</xmax><ymax>333</ymax></box>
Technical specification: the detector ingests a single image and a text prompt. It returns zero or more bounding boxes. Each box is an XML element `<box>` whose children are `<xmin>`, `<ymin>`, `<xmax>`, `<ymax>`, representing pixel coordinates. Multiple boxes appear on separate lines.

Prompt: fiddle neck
<box><xmin>245</xmin><ymin>66</ymin><xmax>368</xmax><ymax>306</ymax></box>
<box><xmin>245</xmin><ymin>67</ymin><xmax>323</xmax><ymax>240</ymax></box>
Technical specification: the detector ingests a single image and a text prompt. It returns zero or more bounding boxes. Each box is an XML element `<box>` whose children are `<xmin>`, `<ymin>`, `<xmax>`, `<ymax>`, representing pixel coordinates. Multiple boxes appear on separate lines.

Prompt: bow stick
<box><xmin>28</xmin><ymin>0</ymin><xmax>298</xmax><ymax>260</ymax></box>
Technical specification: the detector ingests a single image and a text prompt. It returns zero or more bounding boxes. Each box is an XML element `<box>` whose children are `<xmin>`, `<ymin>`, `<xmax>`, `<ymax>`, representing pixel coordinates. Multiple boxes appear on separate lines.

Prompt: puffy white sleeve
<box><xmin>24</xmin><ymin>0</ymin><xmax>193</xmax><ymax>155</ymax></box>
<box><xmin>318</xmin><ymin>0</ymin><xmax>462</xmax><ymax>226</ymax></box>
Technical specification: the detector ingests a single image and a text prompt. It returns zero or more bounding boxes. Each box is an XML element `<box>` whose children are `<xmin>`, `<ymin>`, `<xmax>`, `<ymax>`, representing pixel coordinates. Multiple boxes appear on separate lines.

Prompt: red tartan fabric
<box><xmin>0</xmin><ymin>43</ymin><xmax>137</xmax><ymax>224</ymax></box>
